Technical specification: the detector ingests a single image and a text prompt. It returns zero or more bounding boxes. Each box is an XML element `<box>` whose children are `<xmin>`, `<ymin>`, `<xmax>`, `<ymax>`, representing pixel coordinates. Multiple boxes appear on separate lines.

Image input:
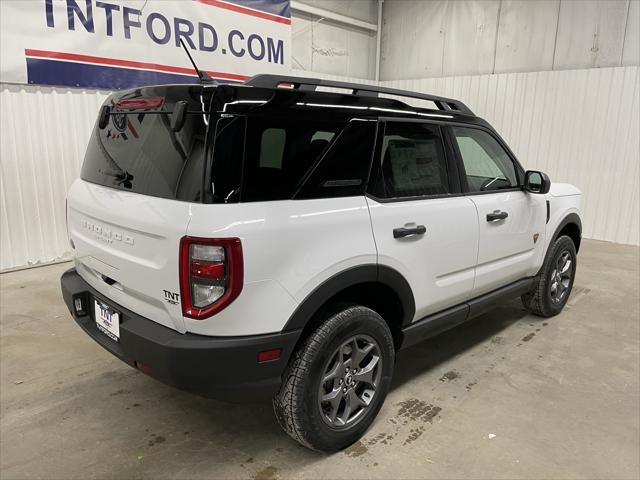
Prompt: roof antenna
<box><xmin>179</xmin><ymin>39</ymin><xmax>216</xmax><ymax>85</ymax></box>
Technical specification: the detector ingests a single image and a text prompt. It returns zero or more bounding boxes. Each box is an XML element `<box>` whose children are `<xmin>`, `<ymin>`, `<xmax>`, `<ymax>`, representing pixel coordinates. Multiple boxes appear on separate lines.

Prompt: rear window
<box><xmin>81</xmin><ymin>98</ymin><xmax>208</xmax><ymax>202</ymax></box>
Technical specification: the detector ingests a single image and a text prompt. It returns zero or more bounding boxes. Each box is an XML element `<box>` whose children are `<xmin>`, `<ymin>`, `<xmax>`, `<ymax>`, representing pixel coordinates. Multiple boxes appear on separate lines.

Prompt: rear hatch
<box><xmin>67</xmin><ymin>85</ymin><xmax>212</xmax><ymax>333</ymax></box>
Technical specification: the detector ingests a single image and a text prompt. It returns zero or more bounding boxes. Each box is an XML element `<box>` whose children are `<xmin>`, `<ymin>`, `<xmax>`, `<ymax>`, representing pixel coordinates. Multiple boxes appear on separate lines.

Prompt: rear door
<box><xmin>67</xmin><ymin>88</ymin><xmax>215</xmax><ymax>333</ymax></box>
<box><xmin>366</xmin><ymin>120</ymin><xmax>479</xmax><ymax>321</ymax></box>
<box><xmin>450</xmin><ymin>126</ymin><xmax>546</xmax><ymax>296</ymax></box>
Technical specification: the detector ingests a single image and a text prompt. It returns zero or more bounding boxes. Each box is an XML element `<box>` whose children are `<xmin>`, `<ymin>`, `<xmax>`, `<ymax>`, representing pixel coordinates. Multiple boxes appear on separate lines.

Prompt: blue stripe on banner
<box><xmin>225</xmin><ymin>0</ymin><xmax>291</xmax><ymax>18</ymax></box>
<box><xmin>26</xmin><ymin>58</ymin><xmax>240</xmax><ymax>90</ymax></box>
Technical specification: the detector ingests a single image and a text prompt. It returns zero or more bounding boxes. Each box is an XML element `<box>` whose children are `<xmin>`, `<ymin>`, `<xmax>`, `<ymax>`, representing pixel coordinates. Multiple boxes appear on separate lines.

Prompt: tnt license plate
<box><xmin>94</xmin><ymin>300</ymin><xmax>120</xmax><ymax>342</ymax></box>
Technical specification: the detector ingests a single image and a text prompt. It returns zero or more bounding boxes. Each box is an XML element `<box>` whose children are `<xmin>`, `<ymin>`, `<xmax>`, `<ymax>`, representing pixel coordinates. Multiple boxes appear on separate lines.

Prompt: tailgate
<box><xmin>67</xmin><ymin>179</ymin><xmax>190</xmax><ymax>333</ymax></box>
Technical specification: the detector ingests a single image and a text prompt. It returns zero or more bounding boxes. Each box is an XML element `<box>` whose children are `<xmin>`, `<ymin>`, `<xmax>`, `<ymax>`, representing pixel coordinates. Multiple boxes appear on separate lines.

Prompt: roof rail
<box><xmin>245</xmin><ymin>74</ymin><xmax>474</xmax><ymax>116</ymax></box>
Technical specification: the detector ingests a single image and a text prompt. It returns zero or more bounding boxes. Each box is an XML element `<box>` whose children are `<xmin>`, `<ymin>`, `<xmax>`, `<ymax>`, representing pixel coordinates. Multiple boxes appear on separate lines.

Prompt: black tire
<box><xmin>522</xmin><ymin>235</ymin><xmax>577</xmax><ymax>317</ymax></box>
<box><xmin>273</xmin><ymin>305</ymin><xmax>395</xmax><ymax>452</ymax></box>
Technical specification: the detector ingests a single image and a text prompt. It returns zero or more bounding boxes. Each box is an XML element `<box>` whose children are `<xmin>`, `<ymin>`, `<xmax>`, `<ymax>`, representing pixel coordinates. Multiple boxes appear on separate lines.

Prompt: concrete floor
<box><xmin>1</xmin><ymin>239</ymin><xmax>638</xmax><ymax>480</ymax></box>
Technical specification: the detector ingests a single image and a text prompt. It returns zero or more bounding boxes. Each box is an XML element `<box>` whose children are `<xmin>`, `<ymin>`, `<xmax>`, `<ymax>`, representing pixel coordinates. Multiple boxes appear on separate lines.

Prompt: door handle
<box><xmin>393</xmin><ymin>225</ymin><xmax>426</xmax><ymax>239</ymax></box>
<box><xmin>486</xmin><ymin>210</ymin><xmax>509</xmax><ymax>222</ymax></box>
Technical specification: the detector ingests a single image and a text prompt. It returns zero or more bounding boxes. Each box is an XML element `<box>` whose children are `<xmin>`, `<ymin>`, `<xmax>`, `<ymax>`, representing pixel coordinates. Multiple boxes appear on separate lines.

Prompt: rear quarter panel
<box><xmin>185</xmin><ymin>197</ymin><xmax>377</xmax><ymax>336</ymax></box>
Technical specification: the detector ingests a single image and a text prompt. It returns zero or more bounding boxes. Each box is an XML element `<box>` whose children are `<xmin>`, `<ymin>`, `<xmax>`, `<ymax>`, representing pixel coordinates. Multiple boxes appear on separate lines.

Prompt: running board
<box><xmin>400</xmin><ymin>277</ymin><xmax>535</xmax><ymax>350</ymax></box>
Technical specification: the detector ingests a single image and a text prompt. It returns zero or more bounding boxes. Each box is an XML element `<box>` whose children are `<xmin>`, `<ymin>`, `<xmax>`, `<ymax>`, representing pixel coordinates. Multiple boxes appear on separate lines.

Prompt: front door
<box><xmin>450</xmin><ymin>126</ymin><xmax>546</xmax><ymax>296</ymax></box>
<box><xmin>366</xmin><ymin>120</ymin><xmax>479</xmax><ymax>321</ymax></box>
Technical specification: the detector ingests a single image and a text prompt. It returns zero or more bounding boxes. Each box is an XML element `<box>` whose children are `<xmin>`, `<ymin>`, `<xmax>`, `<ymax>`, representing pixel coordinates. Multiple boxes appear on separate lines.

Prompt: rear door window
<box><xmin>369</xmin><ymin>122</ymin><xmax>450</xmax><ymax>199</ymax></box>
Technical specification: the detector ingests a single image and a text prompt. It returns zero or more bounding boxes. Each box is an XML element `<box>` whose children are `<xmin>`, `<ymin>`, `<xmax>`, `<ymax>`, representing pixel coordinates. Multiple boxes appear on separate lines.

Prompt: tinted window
<box><xmin>311</xmin><ymin>131</ymin><xmax>336</xmax><ymax>142</ymax></box>
<box><xmin>371</xmin><ymin>122</ymin><xmax>449</xmax><ymax>199</ymax></box>
<box><xmin>453</xmin><ymin>127</ymin><xmax>518</xmax><ymax>192</ymax></box>
<box><xmin>297</xmin><ymin>120</ymin><xmax>376</xmax><ymax>199</ymax></box>
<box><xmin>259</xmin><ymin>128</ymin><xmax>286</xmax><ymax>168</ymax></box>
<box><xmin>241</xmin><ymin>116</ymin><xmax>342</xmax><ymax>202</ymax></box>
<box><xmin>205</xmin><ymin>116</ymin><xmax>244</xmax><ymax>204</ymax></box>
<box><xmin>81</xmin><ymin>104</ymin><xmax>208</xmax><ymax>201</ymax></box>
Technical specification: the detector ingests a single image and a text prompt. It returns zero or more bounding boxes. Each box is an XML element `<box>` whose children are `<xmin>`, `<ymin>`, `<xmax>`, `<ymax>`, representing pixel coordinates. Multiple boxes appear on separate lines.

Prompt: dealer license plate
<box><xmin>94</xmin><ymin>300</ymin><xmax>120</xmax><ymax>342</ymax></box>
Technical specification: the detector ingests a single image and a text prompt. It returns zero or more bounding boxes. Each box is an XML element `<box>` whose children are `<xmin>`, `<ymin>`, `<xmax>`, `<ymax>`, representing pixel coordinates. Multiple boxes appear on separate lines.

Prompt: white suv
<box><xmin>61</xmin><ymin>75</ymin><xmax>582</xmax><ymax>451</ymax></box>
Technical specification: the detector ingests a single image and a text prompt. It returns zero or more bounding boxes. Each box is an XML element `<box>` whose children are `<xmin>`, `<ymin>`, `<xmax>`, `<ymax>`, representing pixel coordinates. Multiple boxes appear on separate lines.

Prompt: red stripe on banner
<box><xmin>127</xmin><ymin>119</ymin><xmax>139</xmax><ymax>139</ymax></box>
<box><xmin>24</xmin><ymin>49</ymin><xmax>250</xmax><ymax>82</ymax></box>
<box><xmin>196</xmin><ymin>0</ymin><xmax>291</xmax><ymax>25</ymax></box>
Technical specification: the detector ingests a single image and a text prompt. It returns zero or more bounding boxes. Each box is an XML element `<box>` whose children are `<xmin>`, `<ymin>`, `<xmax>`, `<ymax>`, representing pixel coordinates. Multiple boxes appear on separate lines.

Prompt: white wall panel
<box><xmin>382</xmin><ymin>66</ymin><xmax>640</xmax><ymax>246</ymax></box>
<box><xmin>554</xmin><ymin>0</ymin><xmax>629</xmax><ymax>69</ymax></box>
<box><xmin>380</xmin><ymin>0</ymin><xmax>448</xmax><ymax>79</ymax></box>
<box><xmin>381</xmin><ymin>0</ymin><xmax>640</xmax><ymax>80</ymax></box>
<box><xmin>0</xmin><ymin>84</ymin><xmax>109</xmax><ymax>270</ymax></box>
<box><xmin>380</xmin><ymin>0</ymin><xmax>502</xmax><ymax>78</ymax></box>
<box><xmin>291</xmin><ymin>3</ymin><xmax>377</xmax><ymax>79</ymax></box>
<box><xmin>294</xmin><ymin>14</ymin><xmax>376</xmax><ymax>78</ymax></box>
<box><xmin>444</xmin><ymin>0</ymin><xmax>500</xmax><ymax>76</ymax></box>
<box><xmin>623</xmin><ymin>0</ymin><xmax>640</xmax><ymax>66</ymax></box>
<box><xmin>494</xmin><ymin>0</ymin><xmax>560</xmax><ymax>73</ymax></box>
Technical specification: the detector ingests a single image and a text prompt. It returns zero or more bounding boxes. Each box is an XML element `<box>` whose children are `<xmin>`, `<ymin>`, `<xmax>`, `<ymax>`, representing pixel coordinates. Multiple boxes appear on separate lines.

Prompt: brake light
<box><xmin>179</xmin><ymin>237</ymin><xmax>243</xmax><ymax>320</ymax></box>
<box><xmin>115</xmin><ymin>97</ymin><xmax>164</xmax><ymax>110</ymax></box>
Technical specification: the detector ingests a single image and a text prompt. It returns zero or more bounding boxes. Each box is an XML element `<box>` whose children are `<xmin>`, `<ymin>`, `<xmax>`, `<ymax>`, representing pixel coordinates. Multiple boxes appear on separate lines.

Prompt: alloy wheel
<box><xmin>317</xmin><ymin>334</ymin><xmax>382</xmax><ymax>429</ymax></box>
<box><xmin>550</xmin><ymin>249</ymin><xmax>572</xmax><ymax>304</ymax></box>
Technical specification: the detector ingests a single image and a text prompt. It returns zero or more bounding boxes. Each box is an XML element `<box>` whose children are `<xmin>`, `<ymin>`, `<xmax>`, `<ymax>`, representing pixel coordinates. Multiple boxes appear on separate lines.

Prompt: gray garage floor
<box><xmin>1</xmin><ymin>239</ymin><xmax>638</xmax><ymax>480</ymax></box>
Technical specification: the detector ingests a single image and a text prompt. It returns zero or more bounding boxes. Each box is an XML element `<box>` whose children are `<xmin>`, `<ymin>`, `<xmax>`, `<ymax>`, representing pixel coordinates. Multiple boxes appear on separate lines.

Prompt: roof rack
<box><xmin>245</xmin><ymin>74</ymin><xmax>474</xmax><ymax>116</ymax></box>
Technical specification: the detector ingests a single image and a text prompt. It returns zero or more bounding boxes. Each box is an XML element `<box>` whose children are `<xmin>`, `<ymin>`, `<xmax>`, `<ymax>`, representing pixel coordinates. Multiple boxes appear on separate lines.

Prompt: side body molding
<box><xmin>282</xmin><ymin>264</ymin><xmax>416</xmax><ymax>332</ymax></box>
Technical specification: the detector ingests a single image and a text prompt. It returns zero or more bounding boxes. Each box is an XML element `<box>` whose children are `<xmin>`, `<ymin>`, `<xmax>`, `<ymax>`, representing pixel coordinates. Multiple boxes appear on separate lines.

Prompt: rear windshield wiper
<box><xmin>100</xmin><ymin>169</ymin><xmax>134</xmax><ymax>189</ymax></box>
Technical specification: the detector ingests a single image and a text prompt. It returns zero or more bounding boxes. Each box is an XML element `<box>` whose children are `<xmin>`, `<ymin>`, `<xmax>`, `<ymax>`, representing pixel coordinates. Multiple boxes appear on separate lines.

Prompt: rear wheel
<box><xmin>273</xmin><ymin>305</ymin><xmax>394</xmax><ymax>452</ymax></box>
<box><xmin>522</xmin><ymin>235</ymin><xmax>577</xmax><ymax>317</ymax></box>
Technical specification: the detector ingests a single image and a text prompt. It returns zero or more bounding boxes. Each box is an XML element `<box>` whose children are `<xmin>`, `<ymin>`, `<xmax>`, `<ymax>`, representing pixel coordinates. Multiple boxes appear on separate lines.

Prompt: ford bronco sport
<box><xmin>61</xmin><ymin>75</ymin><xmax>582</xmax><ymax>452</ymax></box>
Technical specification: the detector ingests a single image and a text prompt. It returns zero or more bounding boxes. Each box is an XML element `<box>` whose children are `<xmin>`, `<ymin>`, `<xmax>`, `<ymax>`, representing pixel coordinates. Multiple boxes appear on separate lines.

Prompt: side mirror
<box><xmin>524</xmin><ymin>170</ymin><xmax>550</xmax><ymax>194</ymax></box>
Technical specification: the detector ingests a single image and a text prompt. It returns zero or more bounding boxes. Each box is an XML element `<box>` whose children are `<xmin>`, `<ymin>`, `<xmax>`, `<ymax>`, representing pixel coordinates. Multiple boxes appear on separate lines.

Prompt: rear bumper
<box><xmin>60</xmin><ymin>268</ymin><xmax>300</xmax><ymax>402</ymax></box>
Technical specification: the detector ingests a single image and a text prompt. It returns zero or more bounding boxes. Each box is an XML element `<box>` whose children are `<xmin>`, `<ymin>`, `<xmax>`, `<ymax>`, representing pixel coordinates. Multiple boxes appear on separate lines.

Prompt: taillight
<box><xmin>179</xmin><ymin>237</ymin><xmax>243</xmax><ymax>320</ymax></box>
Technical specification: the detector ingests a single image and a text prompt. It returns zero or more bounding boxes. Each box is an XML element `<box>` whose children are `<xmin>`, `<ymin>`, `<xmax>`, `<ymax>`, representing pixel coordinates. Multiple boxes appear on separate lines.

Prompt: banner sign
<box><xmin>0</xmin><ymin>0</ymin><xmax>291</xmax><ymax>89</ymax></box>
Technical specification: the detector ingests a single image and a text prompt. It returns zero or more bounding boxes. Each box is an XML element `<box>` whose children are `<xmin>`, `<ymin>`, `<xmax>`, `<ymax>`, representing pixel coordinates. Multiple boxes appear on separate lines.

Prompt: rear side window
<box><xmin>259</xmin><ymin>128</ymin><xmax>286</xmax><ymax>168</ymax></box>
<box><xmin>241</xmin><ymin>116</ymin><xmax>342</xmax><ymax>202</ymax></box>
<box><xmin>371</xmin><ymin>122</ymin><xmax>449</xmax><ymax>199</ymax></box>
<box><xmin>81</xmin><ymin>100</ymin><xmax>208</xmax><ymax>202</ymax></box>
<box><xmin>296</xmin><ymin>120</ymin><xmax>376</xmax><ymax>199</ymax></box>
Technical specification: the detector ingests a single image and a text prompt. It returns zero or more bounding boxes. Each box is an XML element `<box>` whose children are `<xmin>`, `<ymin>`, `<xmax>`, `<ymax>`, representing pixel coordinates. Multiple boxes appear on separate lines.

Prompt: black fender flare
<box><xmin>550</xmin><ymin>212</ymin><xmax>582</xmax><ymax>250</ymax></box>
<box><xmin>537</xmin><ymin>213</ymin><xmax>582</xmax><ymax>278</ymax></box>
<box><xmin>282</xmin><ymin>264</ymin><xmax>415</xmax><ymax>332</ymax></box>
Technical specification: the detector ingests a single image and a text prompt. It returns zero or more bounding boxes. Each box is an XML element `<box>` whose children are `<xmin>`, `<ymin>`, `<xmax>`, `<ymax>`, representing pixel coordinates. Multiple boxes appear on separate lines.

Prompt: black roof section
<box><xmin>245</xmin><ymin>74</ymin><xmax>474</xmax><ymax>116</ymax></box>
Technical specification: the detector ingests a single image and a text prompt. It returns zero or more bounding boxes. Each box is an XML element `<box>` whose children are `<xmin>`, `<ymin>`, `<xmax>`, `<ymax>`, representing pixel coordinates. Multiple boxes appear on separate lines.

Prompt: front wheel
<box><xmin>273</xmin><ymin>305</ymin><xmax>395</xmax><ymax>452</ymax></box>
<box><xmin>522</xmin><ymin>235</ymin><xmax>577</xmax><ymax>317</ymax></box>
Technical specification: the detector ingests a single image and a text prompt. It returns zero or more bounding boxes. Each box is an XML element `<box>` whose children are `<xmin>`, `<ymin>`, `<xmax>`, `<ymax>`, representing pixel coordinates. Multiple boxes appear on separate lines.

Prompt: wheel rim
<box><xmin>317</xmin><ymin>334</ymin><xmax>382</xmax><ymax>429</ymax></box>
<box><xmin>550</xmin><ymin>249</ymin><xmax>573</xmax><ymax>304</ymax></box>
